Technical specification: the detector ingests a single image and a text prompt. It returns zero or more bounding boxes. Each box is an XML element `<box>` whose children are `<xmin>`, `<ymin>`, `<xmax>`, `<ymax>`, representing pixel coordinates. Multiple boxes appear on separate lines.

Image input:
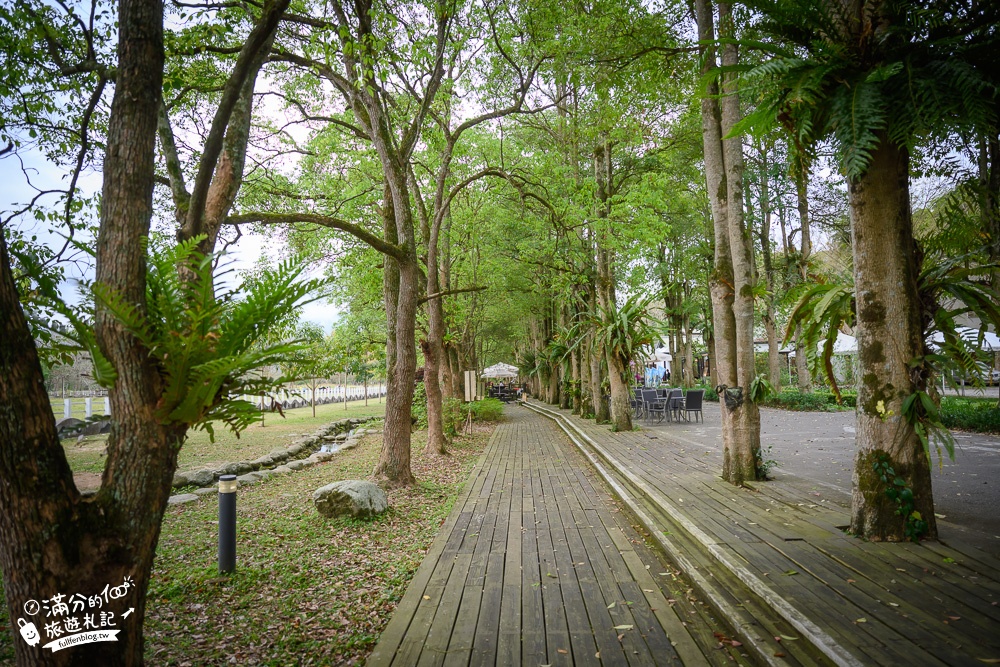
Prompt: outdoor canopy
<box><xmin>481</xmin><ymin>362</ymin><xmax>519</xmax><ymax>379</ymax></box>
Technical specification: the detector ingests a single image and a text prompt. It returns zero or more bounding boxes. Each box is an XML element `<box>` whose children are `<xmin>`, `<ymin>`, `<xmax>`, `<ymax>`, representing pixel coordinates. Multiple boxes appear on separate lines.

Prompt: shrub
<box><xmin>411</xmin><ymin>383</ymin><xmax>428</xmax><ymax>429</ymax></box>
<box><xmin>761</xmin><ymin>388</ymin><xmax>854</xmax><ymax>412</ymax></box>
<box><xmin>470</xmin><ymin>398</ymin><xmax>504</xmax><ymax>422</ymax></box>
<box><xmin>940</xmin><ymin>396</ymin><xmax>1000</xmax><ymax>434</ymax></box>
<box><xmin>442</xmin><ymin>397</ymin><xmax>465</xmax><ymax>437</ymax></box>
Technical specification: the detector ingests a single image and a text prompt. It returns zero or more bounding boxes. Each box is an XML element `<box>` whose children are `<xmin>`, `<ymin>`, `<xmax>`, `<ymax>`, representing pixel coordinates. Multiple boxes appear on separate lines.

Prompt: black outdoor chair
<box><xmin>631</xmin><ymin>388</ymin><xmax>643</xmax><ymax>418</ymax></box>
<box><xmin>665</xmin><ymin>388</ymin><xmax>684</xmax><ymax>422</ymax></box>
<box><xmin>682</xmin><ymin>389</ymin><xmax>704</xmax><ymax>422</ymax></box>
<box><xmin>641</xmin><ymin>389</ymin><xmax>667</xmax><ymax>423</ymax></box>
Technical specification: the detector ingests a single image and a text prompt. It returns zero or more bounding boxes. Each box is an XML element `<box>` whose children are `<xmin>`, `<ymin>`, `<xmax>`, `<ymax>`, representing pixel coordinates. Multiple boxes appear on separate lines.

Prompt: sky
<box><xmin>0</xmin><ymin>150</ymin><xmax>342</xmax><ymax>332</ymax></box>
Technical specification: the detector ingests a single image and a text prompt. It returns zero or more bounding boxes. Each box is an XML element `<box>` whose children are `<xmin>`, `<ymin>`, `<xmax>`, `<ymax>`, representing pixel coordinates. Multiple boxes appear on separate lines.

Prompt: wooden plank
<box><xmin>414</xmin><ymin>554</ymin><xmax>473</xmax><ymax>667</ymax></box>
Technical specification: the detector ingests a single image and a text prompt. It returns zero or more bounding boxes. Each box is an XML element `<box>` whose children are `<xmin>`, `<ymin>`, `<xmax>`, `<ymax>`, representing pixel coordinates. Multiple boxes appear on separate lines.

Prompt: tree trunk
<box><xmin>589</xmin><ymin>289</ymin><xmax>610</xmax><ymax>423</ymax></box>
<box><xmin>795</xmin><ymin>167</ymin><xmax>813</xmax><ymax>392</ymax></box>
<box><xmin>594</xmin><ymin>140</ymin><xmax>632</xmax><ymax>431</ymax></box>
<box><xmin>695</xmin><ymin>0</ymin><xmax>739</xmax><ymax>475</ymax></box>
<box><xmin>0</xmin><ymin>3</ymin><xmax>180</xmax><ymax>664</ymax></box>
<box><xmin>683</xmin><ymin>310</ymin><xmax>695</xmax><ymax>389</ymax></box>
<box><xmin>376</xmin><ymin>256</ymin><xmax>418</xmax><ymax>485</ymax></box>
<box><xmin>720</xmin><ymin>2</ymin><xmax>761</xmax><ymax>484</ymax></box>
<box><xmin>422</xmin><ymin>224</ymin><xmax>447</xmax><ymax>455</ymax></box>
<box><xmin>848</xmin><ymin>138</ymin><xmax>936</xmax><ymax>541</ymax></box>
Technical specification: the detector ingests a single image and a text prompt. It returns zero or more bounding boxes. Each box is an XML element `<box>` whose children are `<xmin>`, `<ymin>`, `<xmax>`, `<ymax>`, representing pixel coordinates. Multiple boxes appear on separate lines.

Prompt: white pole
<box><xmin>85</xmin><ymin>397</ymin><xmax>93</xmax><ymax>418</ymax></box>
<box><xmin>104</xmin><ymin>397</ymin><xmax>111</xmax><ymax>416</ymax></box>
<box><xmin>64</xmin><ymin>399</ymin><xmax>71</xmax><ymax>419</ymax></box>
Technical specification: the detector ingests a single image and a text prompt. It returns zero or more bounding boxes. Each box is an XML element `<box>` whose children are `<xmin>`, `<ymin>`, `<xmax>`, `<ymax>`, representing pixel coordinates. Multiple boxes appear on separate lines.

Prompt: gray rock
<box><xmin>340</xmin><ymin>438</ymin><xmax>360</xmax><ymax>450</ymax></box>
<box><xmin>237</xmin><ymin>473</ymin><xmax>261</xmax><ymax>485</ymax></box>
<box><xmin>188</xmin><ymin>469</ymin><xmax>216</xmax><ymax>487</ymax></box>
<box><xmin>308</xmin><ymin>451</ymin><xmax>334</xmax><ymax>463</ymax></box>
<box><xmin>55</xmin><ymin>417</ymin><xmax>85</xmax><ymax>437</ymax></box>
<box><xmin>249</xmin><ymin>456</ymin><xmax>273</xmax><ymax>469</ymax></box>
<box><xmin>286</xmin><ymin>459</ymin><xmax>309</xmax><ymax>471</ymax></box>
<box><xmin>168</xmin><ymin>494</ymin><xmax>199</xmax><ymax>505</ymax></box>
<box><xmin>314</xmin><ymin>480</ymin><xmax>388</xmax><ymax>518</ymax></box>
<box><xmin>270</xmin><ymin>465</ymin><xmax>292</xmax><ymax>474</ymax></box>
<box><xmin>81</xmin><ymin>420</ymin><xmax>110</xmax><ymax>436</ymax></box>
<box><xmin>172</xmin><ymin>472</ymin><xmax>190</xmax><ymax>488</ymax></box>
<box><xmin>268</xmin><ymin>449</ymin><xmax>290</xmax><ymax>462</ymax></box>
<box><xmin>193</xmin><ymin>487</ymin><xmax>218</xmax><ymax>496</ymax></box>
<box><xmin>216</xmin><ymin>462</ymin><xmax>241</xmax><ymax>476</ymax></box>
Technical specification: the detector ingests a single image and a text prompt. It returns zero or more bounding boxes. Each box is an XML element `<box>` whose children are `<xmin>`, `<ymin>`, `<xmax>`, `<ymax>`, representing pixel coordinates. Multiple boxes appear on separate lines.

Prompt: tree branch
<box><xmin>226</xmin><ymin>212</ymin><xmax>406</xmax><ymax>261</ymax></box>
<box><xmin>418</xmin><ymin>285</ymin><xmax>487</xmax><ymax>305</ymax></box>
<box><xmin>157</xmin><ymin>102</ymin><xmax>191</xmax><ymax>222</ymax></box>
<box><xmin>184</xmin><ymin>0</ymin><xmax>289</xmax><ymax>240</ymax></box>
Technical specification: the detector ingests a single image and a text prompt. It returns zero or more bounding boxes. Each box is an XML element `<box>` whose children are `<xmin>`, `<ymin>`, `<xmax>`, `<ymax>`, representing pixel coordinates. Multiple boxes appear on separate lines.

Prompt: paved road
<box><xmin>645</xmin><ymin>403</ymin><xmax>1000</xmax><ymax>557</ymax></box>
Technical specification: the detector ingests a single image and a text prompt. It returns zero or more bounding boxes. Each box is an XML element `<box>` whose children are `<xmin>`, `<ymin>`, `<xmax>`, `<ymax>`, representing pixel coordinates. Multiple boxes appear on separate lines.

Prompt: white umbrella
<box><xmin>927</xmin><ymin>326</ymin><xmax>1000</xmax><ymax>352</ymax></box>
<box><xmin>482</xmin><ymin>363</ymin><xmax>519</xmax><ymax>379</ymax></box>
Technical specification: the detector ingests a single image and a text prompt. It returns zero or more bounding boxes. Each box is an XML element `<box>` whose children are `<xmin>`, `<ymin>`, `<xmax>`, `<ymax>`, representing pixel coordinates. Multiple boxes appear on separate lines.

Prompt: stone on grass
<box><xmin>168</xmin><ymin>494</ymin><xmax>199</xmax><ymax>505</ymax></box>
<box><xmin>215</xmin><ymin>462</ymin><xmax>241</xmax><ymax>477</ymax></box>
<box><xmin>237</xmin><ymin>473</ymin><xmax>261</xmax><ymax>485</ymax></box>
<box><xmin>270</xmin><ymin>465</ymin><xmax>292</xmax><ymax>474</ymax></box>
<box><xmin>193</xmin><ymin>487</ymin><xmax>217</xmax><ymax>497</ymax></box>
<box><xmin>172</xmin><ymin>472</ymin><xmax>190</xmax><ymax>488</ymax></box>
<box><xmin>309</xmin><ymin>451</ymin><xmax>334</xmax><ymax>463</ymax></box>
<box><xmin>249</xmin><ymin>456</ymin><xmax>273</xmax><ymax>469</ymax></box>
<box><xmin>81</xmin><ymin>420</ymin><xmax>111</xmax><ymax>436</ymax></box>
<box><xmin>55</xmin><ymin>418</ymin><xmax>85</xmax><ymax>438</ymax></box>
<box><xmin>187</xmin><ymin>469</ymin><xmax>215</xmax><ymax>487</ymax></box>
<box><xmin>313</xmin><ymin>481</ymin><xmax>388</xmax><ymax>519</ymax></box>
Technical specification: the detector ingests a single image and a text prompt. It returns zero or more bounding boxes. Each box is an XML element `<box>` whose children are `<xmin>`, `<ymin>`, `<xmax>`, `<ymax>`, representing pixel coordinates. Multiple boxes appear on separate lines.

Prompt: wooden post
<box><xmin>311</xmin><ymin>377</ymin><xmax>317</xmax><ymax>418</ymax></box>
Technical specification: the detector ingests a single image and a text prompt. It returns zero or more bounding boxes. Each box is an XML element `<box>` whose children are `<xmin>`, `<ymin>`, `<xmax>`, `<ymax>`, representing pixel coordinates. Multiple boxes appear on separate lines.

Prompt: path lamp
<box><xmin>218</xmin><ymin>474</ymin><xmax>238</xmax><ymax>573</ymax></box>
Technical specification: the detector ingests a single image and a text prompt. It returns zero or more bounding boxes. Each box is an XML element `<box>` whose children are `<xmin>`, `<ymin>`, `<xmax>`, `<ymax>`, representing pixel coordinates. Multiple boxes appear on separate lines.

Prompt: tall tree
<box><xmin>239</xmin><ymin>0</ymin><xmax>454</xmax><ymax>485</ymax></box>
<box><xmin>0</xmin><ymin>2</ymin><xmax>296</xmax><ymax>663</ymax></box>
<box><xmin>694</xmin><ymin>0</ymin><xmax>762</xmax><ymax>484</ymax></box>
<box><xmin>744</xmin><ymin>0</ymin><xmax>998</xmax><ymax>539</ymax></box>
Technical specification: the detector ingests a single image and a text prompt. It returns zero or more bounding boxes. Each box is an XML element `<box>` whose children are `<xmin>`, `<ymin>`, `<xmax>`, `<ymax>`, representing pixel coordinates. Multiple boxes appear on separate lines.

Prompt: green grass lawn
<box><xmin>0</xmin><ymin>416</ymin><xmax>498</xmax><ymax>666</ymax></box>
<box><xmin>61</xmin><ymin>398</ymin><xmax>388</xmax><ymax>478</ymax></box>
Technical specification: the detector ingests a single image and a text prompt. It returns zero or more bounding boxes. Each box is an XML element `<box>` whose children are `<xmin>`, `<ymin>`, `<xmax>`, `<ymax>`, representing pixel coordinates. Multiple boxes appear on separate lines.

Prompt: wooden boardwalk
<box><xmin>525</xmin><ymin>401</ymin><xmax>1000</xmax><ymax>667</ymax></box>
<box><xmin>368</xmin><ymin>407</ymin><xmax>716</xmax><ymax>667</ymax></box>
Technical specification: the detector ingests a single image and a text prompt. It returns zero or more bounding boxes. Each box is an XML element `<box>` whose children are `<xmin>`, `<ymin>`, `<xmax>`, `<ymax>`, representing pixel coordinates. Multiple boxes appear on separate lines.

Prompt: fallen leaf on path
<box><xmin>607</xmin><ymin>602</ymin><xmax>616</xmax><ymax>609</ymax></box>
<box><xmin>855</xmin><ymin>618</ymin><xmax>867</xmax><ymax>623</ymax></box>
<box><xmin>557</xmin><ymin>649</ymin><xmax>568</xmax><ymax>654</ymax></box>
<box><xmin>613</xmin><ymin>625</ymin><xmax>634</xmax><ymax>630</ymax></box>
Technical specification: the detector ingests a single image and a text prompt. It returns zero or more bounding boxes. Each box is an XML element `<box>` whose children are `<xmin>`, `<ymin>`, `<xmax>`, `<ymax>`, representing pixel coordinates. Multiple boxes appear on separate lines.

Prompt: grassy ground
<box><xmin>0</xmin><ymin>417</ymin><xmax>497</xmax><ymax>666</ymax></box>
<box><xmin>61</xmin><ymin>399</ymin><xmax>388</xmax><ymax>478</ymax></box>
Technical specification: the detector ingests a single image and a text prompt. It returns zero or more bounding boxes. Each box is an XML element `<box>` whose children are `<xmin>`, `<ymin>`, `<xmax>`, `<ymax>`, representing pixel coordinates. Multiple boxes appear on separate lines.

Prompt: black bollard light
<box><xmin>218</xmin><ymin>474</ymin><xmax>237</xmax><ymax>573</ymax></box>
